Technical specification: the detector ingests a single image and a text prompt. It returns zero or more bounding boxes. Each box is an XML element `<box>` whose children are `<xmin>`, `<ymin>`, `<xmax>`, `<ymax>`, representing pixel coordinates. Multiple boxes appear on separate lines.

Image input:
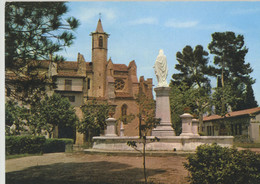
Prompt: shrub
<box><xmin>184</xmin><ymin>143</ymin><xmax>260</xmax><ymax>184</ymax></box>
<box><xmin>58</xmin><ymin>138</ymin><xmax>74</xmax><ymax>145</ymax></box>
<box><xmin>43</xmin><ymin>138</ymin><xmax>74</xmax><ymax>153</ymax></box>
<box><xmin>6</xmin><ymin>136</ymin><xmax>46</xmax><ymax>155</ymax></box>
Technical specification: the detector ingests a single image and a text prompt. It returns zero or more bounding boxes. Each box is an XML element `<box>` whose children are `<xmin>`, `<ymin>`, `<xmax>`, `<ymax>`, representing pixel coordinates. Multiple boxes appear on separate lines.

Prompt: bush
<box><xmin>43</xmin><ymin>138</ymin><xmax>74</xmax><ymax>153</ymax></box>
<box><xmin>6</xmin><ymin>136</ymin><xmax>46</xmax><ymax>155</ymax></box>
<box><xmin>184</xmin><ymin>143</ymin><xmax>260</xmax><ymax>184</ymax></box>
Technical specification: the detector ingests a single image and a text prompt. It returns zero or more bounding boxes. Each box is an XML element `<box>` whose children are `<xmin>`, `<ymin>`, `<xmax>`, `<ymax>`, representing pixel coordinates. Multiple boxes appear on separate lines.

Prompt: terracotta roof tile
<box><xmin>203</xmin><ymin>107</ymin><xmax>260</xmax><ymax>121</ymax></box>
<box><xmin>58</xmin><ymin>61</ymin><xmax>78</xmax><ymax>70</ymax></box>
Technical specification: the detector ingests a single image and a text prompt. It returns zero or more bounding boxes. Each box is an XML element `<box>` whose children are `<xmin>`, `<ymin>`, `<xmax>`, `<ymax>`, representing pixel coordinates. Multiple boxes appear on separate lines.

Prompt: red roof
<box><xmin>203</xmin><ymin>107</ymin><xmax>260</xmax><ymax>121</ymax></box>
<box><xmin>58</xmin><ymin>61</ymin><xmax>78</xmax><ymax>70</ymax></box>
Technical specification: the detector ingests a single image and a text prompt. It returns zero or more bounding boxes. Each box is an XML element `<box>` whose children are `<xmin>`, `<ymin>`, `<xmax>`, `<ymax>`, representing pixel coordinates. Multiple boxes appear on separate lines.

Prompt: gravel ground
<box><xmin>6</xmin><ymin>152</ymin><xmax>189</xmax><ymax>184</ymax></box>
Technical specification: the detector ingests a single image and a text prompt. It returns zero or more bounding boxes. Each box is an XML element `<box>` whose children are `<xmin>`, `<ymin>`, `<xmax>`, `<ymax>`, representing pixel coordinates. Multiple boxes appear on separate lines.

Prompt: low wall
<box><xmin>93</xmin><ymin>136</ymin><xmax>233</xmax><ymax>151</ymax></box>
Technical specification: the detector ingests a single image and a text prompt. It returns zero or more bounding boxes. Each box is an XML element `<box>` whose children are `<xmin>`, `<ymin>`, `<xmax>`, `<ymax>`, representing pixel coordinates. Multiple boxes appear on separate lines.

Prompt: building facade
<box><xmin>203</xmin><ymin>107</ymin><xmax>260</xmax><ymax>142</ymax></box>
<box><xmin>6</xmin><ymin>19</ymin><xmax>153</xmax><ymax>143</ymax></box>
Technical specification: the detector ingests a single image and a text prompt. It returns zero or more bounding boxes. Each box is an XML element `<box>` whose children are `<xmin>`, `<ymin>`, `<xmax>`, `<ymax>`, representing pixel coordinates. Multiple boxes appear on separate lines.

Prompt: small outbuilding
<box><xmin>203</xmin><ymin>107</ymin><xmax>260</xmax><ymax>142</ymax></box>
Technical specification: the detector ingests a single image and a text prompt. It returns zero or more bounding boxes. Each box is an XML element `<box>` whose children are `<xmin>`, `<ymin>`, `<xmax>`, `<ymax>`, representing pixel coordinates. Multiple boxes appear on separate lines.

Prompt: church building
<box><xmin>46</xmin><ymin>19</ymin><xmax>153</xmax><ymax>143</ymax></box>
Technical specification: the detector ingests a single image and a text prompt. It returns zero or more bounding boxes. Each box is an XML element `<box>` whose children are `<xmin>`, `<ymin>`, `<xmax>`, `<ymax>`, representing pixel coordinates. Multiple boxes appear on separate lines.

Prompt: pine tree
<box><xmin>208</xmin><ymin>32</ymin><xmax>255</xmax><ymax>112</ymax></box>
<box><xmin>171</xmin><ymin>45</ymin><xmax>213</xmax><ymax>126</ymax></box>
<box><xmin>244</xmin><ymin>84</ymin><xmax>258</xmax><ymax>109</ymax></box>
<box><xmin>5</xmin><ymin>2</ymin><xmax>79</xmax><ymax>105</ymax></box>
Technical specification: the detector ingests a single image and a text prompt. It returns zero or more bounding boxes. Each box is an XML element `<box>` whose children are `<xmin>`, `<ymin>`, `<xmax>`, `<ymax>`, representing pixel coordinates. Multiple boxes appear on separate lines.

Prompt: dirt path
<box><xmin>6</xmin><ymin>152</ymin><xmax>189</xmax><ymax>184</ymax></box>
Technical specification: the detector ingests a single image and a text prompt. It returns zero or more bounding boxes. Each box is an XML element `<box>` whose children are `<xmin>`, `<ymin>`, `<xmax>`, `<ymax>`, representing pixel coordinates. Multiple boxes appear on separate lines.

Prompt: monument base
<box><xmin>92</xmin><ymin>136</ymin><xmax>233</xmax><ymax>151</ymax></box>
<box><xmin>152</xmin><ymin>122</ymin><xmax>175</xmax><ymax>136</ymax></box>
<box><xmin>152</xmin><ymin>87</ymin><xmax>175</xmax><ymax>136</ymax></box>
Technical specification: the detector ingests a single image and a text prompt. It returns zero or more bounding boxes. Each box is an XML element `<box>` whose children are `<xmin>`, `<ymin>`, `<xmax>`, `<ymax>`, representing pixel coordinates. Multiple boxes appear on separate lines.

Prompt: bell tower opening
<box><xmin>99</xmin><ymin>36</ymin><xmax>103</xmax><ymax>48</ymax></box>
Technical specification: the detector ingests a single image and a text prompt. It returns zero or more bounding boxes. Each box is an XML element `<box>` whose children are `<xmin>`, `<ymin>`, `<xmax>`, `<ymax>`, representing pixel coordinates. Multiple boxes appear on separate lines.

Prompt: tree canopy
<box><xmin>29</xmin><ymin>93</ymin><xmax>78</xmax><ymax>137</ymax></box>
<box><xmin>171</xmin><ymin>32</ymin><xmax>258</xmax><ymax>122</ymax></box>
<box><xmin>5</xmin><ymin>100</ymin><xmax>28</xmax><ymax>135</ymax></box>
<box><xmin>172</xmin><ymin>45</ymin><xmax>213</xmax><ymax>89</ymax></box>
<box><xmin>171</xmin><ymin>45</ymin><xmax>213</xmax><ymax>129</ymax></box>
<box><xmin>208</xmin><ymin>31</ymin><xmax>256</xmax><ymax>112</ymax></box>
<box><xmin>77</xmin><ymin>100</ymin><xmax>110</xmax><ymax>142</ymax></box>
<box><xmin>5</xmin><ymin>2</ymin><xmax>79</xmax><ymax>105</ymax></box>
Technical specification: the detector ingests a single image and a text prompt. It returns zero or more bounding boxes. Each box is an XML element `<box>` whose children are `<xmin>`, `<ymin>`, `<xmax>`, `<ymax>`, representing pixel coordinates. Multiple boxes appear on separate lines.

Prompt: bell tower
<box><xmin>91</xmin><ymin>19</ymin><xmax>109</xmax><ymax>98</ymax></box>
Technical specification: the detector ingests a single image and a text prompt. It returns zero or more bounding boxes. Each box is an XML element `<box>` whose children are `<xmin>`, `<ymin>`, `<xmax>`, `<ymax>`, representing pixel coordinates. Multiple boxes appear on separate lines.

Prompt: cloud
<box><xmin>164</xmin><ymin>19</ymin><xmax>199</xmax><ymax>28</ymax></box>
<box><xmin>230</xmin><ymin>8</ymin><xmax>260</xmax><ymax>15</ymax></box>
<box><xmin>129</xmin><ymin>17</ymin><xmax>158</xmax><ymax>25</ymax></box>
<box><xmin>199</xmin><ymin>23</ymin><xmax>244</xmax><ymax>33</ymax></box>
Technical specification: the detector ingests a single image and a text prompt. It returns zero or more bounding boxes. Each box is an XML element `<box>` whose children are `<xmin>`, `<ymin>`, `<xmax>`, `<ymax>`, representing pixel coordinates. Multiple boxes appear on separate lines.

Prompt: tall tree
<box><xmin>5</xmin><ymin>2</ymin><xmax>79</xmax><ymax>105</ymax></box>
<box><xmin>208</xmin><ymin>32</ymin><xmax>255</xmax><ymax>112</ymax></box>
<box><xmin>171</xmin><ymin>45</ymin><xmax>213</xmax><ymax>127</ymax></box>
<box><xmin>243</xmin><ymin>84</ymin><xmax>258</xmax><ymax>109</ymax></box>
<box><xmin>172</xmin><ymin>45</ymin><xmax>213</xmax><ymax>88</ymax></box>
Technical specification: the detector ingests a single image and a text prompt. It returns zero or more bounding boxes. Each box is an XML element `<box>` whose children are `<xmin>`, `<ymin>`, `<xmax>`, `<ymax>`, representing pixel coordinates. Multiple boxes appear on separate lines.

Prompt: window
<box><xmin>115</xmin><ymin>79</ymin><xmax>125</xmax><ymax>90</ymax></box>
<box><xmin>207</xmin><ymin>126</ymin><xmax>212</xmax><ymax>136</ymax></box>
<box><xmin>121</xmin><ymin>104</ymin><xmax>128</xmax><ymax>123</ymax></box>
<box><xmin>65</xmin><ymin>80</ymin><xmax>72</xmax><ymax>91</ymax></box>
<box><xmin>99</xmin><ymin>36</ymin><xmax>103</xmax><ymax>48</ymax></box>
<box><xmin>87</xmin><ymin>78</ymin><xmax>91</xmax><ymax>89</ymax></box>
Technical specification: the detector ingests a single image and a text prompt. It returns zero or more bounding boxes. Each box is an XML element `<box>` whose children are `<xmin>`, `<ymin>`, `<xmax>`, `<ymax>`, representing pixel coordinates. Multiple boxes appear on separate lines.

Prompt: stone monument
<box><xmin>91</xmin><ymin>49</ymin><xmax>234</xmax><ymax>152</ymax></box>
<box><xmin>152</xmin><ymin>49</ymin><xmax>175</xmax><ymax>136</ymax></box>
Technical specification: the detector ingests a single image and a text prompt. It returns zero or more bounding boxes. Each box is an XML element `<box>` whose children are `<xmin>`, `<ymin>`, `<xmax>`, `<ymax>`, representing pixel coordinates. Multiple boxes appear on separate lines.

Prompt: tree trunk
<box><xmin>88</xmin><ymin>129</ymin><xmax>92</xmax><ymax>143</ymax></box>
<box><xmin>143</xmin><ymin>139</ymin><xmax>147</xmax><ymax>184</ymax></box>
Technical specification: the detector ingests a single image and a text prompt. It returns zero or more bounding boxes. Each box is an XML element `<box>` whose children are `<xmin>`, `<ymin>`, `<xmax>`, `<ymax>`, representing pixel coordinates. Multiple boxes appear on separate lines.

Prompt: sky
<box><xmin>58</xmin><ymin>1</ymin><xmax>260</xmax><ymax>104</ymax></box>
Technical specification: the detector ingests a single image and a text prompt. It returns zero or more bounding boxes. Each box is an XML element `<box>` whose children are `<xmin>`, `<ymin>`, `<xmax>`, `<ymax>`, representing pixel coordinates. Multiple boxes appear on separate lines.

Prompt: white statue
<box><xmin>154</xmin><ymin>49</ymin><xmax>168</xmax><ymax>87</ymax></box>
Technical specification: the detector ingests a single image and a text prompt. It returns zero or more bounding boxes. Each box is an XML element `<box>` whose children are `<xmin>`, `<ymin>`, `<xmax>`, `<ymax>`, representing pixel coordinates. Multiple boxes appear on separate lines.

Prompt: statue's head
<box><xmin>159</xmin><ymin>49</ymin><xmax>164</xmax><ymax>55</ymax></box>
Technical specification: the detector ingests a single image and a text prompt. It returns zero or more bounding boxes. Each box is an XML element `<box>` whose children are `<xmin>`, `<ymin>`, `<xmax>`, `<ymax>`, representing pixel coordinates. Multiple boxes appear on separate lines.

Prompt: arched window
<box><xmin>99</xmin><ymin>36</ymin><xmax>103</xmax><ymax>48</ymax></box>
<box><xmin>121</xmin><ymin>104</ymin><xmax>128</xmax><ymax>123</ymax></box>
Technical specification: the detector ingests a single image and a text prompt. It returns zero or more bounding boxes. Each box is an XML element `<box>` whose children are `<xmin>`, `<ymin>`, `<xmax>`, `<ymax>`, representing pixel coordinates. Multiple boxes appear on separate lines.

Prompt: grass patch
<box><xmin>234</xmin><ymin>142</ymin><xmax>260</xmax><ymax>148</ymax></box>
<box><xmin>6</xmin><ymin>153</ymin><xmax>43</xmax><ymax>160</ymax></box>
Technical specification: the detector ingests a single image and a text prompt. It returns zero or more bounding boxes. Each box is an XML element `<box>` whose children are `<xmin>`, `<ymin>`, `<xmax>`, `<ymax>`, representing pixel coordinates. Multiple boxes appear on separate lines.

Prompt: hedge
<box><xmin>6</xmin><ymin>136</ymin><xmax>74</xmax><ymax>155</ymax></box>
<box><xmin>184</xmin><ymin>143</ymin><xmax>260</xmax><ymax>184</ymax></box>
<box><xmin>43</xmin><ymin>138</ymin><xmax>73</xmax><ymax>153</ymax></box>
<box><xmin>6</xmin><ymin>136</ymin><xmax>46</xmax><ymax>155</ymax></box>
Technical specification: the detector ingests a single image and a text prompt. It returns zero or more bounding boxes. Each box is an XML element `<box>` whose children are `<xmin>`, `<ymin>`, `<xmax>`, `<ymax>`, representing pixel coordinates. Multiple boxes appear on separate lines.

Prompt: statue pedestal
<box><xmin>105</xmin><ymin>118</ymin><xmax>117</xmax><ymax>137</ymax></box>
<box><xmin>152</xmin><ymin>87</ymin><xmax>175</xmax><ymax>136</ymax></box>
